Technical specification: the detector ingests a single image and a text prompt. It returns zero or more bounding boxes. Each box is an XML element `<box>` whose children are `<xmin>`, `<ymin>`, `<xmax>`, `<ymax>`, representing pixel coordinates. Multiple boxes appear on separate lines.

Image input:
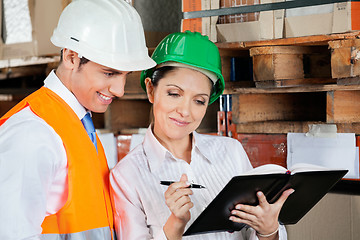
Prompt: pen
<box><xmin>160</xmin><ymin>181</ymin><xmax>206</xmax><ymax>189</ymax></box>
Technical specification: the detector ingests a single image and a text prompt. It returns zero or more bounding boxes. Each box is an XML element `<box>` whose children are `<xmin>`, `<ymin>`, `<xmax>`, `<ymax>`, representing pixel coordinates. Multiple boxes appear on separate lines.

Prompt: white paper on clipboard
<box><xmin>287</xmin><ymin>132</ymin><xmax>359</xmax><ymax>179</ymax></box>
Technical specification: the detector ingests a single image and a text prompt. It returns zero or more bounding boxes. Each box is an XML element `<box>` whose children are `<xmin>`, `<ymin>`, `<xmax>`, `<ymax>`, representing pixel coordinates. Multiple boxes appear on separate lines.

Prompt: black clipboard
<box><xmin>183</xmin><ymin>169</ymin><xmax>348</xmax><ymax>236</ymax></box>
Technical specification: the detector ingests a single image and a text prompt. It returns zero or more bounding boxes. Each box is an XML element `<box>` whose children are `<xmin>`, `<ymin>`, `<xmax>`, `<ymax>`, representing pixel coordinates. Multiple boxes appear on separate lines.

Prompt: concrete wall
<box><xmin>134</xmin><ymin>0</ymin><xmax>182</xmax><ymax>32</ymax></box>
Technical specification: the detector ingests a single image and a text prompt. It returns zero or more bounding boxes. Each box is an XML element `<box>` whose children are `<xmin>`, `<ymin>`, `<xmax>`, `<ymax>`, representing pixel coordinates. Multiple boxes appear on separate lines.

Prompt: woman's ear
<box><xmin>61</xmin><ymin>48</ymin><xmax>81</xmax><ymax>70</ymax></box>
<box><xmin>145</xmin><ymin>77</ymin><xmax>155</xmax><ymax>103</ymax></box>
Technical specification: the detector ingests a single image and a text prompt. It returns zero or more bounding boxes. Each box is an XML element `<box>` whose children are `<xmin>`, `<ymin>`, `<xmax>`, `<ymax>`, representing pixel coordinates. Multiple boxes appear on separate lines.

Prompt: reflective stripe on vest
<box><xmin>0</xmin><ymin>87</ymin><xmax>115</xmax><ymax>239</ymax></box>
<box><xmin>40</xmin><ymin>227</ymin><xmax>115</xmax><ymax>240</ymax></box>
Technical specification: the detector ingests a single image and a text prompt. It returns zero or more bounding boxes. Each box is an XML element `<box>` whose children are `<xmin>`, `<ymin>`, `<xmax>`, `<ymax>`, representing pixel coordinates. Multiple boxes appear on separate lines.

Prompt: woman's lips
<box><xmin>170</xmin><ymin>117</ymin><xmax>190</xmax><ymax>127</ymax></box>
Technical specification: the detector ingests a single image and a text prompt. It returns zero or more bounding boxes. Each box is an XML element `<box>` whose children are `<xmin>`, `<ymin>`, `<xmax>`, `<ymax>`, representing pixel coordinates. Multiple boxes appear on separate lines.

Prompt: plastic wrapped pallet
<box><xmin>218</xmin><ymin>0</ymin><xmax>260</xmax><ymax>24</ymax></box>
<box><xmin>2</xmin><ymin>0</ymin><xmax>33</xmax><ymax>44</ymax></box>
<box><xmin>0</xmin><ymin>0</ymin><xmax>36</xmax><ymax>59</ymax></box>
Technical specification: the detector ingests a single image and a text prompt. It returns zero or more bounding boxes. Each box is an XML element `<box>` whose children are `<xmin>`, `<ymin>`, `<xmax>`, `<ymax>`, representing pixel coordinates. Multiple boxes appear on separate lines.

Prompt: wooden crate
<box><xmin>232</xmin><ymin>92</ymin><xmax>326</xmax><ymax>123</ymax></box>
<box><xmin>232</xmin><ymin>89</ymin><xmax>360</xmax><ymax>125</ymax></box>
<box><xmin>250</xmin><ymin>45</ymin><xmax>333</xmax><ymax>88</ymax></box>
<box><xmin>217</xmin><ymin>32</ymin><xmax>360</xmax><ymax>134</ymax></box>
<box><xmin>217</xmin><ymin>31</ymin><xmax>360</xmax><ymax>89</ymax></box>
<box><xmin>228</xmin><ymin>85</ymin><xmax>360</xmax><ymax>134</ymax></box>
<box><xmin>327</xmin><ymin>90</ymin><xmax>360</xmax><ymax>123</ymax></box>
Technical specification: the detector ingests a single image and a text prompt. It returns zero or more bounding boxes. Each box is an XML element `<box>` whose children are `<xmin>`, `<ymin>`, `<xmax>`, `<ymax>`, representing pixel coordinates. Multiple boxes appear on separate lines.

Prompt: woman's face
<box><xmin>147</xmin><ymin>67</ymin><xmax>212</xmax><ymax>143</ymax></box>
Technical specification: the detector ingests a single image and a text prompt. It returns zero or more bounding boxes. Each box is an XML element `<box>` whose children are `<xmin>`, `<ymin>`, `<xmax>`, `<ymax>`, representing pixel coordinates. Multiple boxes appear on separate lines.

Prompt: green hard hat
<box><xmin>140</xmin><ymin>31</ymin><xmax>225</xmax><ymax>104</ymax></box>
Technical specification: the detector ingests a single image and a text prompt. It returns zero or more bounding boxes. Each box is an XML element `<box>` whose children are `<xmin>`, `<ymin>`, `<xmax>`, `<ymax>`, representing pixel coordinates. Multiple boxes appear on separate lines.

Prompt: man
<box><xmin>0</xmin><ymin>0</ymin><xmax>155</xmax><ymax>239</ymax></box>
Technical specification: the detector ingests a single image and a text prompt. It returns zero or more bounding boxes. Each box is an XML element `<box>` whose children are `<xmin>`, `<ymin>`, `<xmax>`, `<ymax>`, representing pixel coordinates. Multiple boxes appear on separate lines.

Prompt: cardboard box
<box><xmin>184</xmin><ymin>1</ymin><xmax>360</xmax><ymax>43</ymax></box>
<box><xmin>0</xmin><ymin>0</ymin><xmax>64</xmax><ymax>60</ymax></box>
<box><xmin>285</xmin><ymin>2</ymin><xmax>360</xmax><ymax>38</ymax></box>
<box><xmin>33</xmin><ymin>0</ymin><xmax>64</xmax><ymax>56</ymax></box>
<box><xmin>182</xmin><ymin>0</ymin><xmax>284</xmax><ymax>42</ymax></box>
<box><xmin>216</xmin><ymin>0</ymin><xmax>284</xmax><ymax>42</ymax></box>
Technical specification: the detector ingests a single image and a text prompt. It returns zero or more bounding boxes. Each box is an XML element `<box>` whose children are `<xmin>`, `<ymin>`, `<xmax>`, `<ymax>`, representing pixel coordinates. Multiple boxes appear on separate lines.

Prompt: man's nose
<box><xmin>109</xmin><ymin>75</ymin><xmax>126</xmax><ymax>98</ymax></box>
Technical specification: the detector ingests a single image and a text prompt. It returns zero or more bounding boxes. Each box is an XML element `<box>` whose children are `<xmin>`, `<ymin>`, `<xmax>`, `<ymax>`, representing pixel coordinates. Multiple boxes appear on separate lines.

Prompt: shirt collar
<box><xmin>143</xmin><ymin>126</ymin><xmax>215</xmax><ymax>173</ymax></box>
<box><xmin>192</xmin><ymin>131</ymin><xmax>217</xmax><ymax>164</ymax></box>
<box><xmin>44</xmin><ymin>70</ymin><xmax>88</xmax><ymax>120</ymax></box>
<box><xmin>143</xmin><ymin>126</ymin><xmax>170</xmax><ymax>173</ymax></box>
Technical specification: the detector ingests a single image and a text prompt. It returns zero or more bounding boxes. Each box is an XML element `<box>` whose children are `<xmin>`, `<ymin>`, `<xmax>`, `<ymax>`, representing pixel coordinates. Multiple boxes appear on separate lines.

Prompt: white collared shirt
<box><xmin>0</xmin><ymin>70</ymin><xmax>86</xmax><ymax>240</ymax></box>
<box><xmin>110</xmin><ymin>126</ymin><xmax>287</xmax><ymax>240</ymax></box>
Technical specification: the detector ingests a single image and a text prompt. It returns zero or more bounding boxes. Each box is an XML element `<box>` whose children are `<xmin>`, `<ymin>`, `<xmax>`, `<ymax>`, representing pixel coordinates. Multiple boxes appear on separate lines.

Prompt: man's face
<box><xmin>69</xmin><ymin>61</ymin><xmax>131</xmax><ymax>113</ymax></box>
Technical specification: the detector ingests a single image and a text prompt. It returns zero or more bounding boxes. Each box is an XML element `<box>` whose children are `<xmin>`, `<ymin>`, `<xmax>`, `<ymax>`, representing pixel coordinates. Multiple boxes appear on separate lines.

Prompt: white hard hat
<box><xmin>51</xmin><ymin>0</ymin><xmax>156</xmax><ymax>71</ymax></box>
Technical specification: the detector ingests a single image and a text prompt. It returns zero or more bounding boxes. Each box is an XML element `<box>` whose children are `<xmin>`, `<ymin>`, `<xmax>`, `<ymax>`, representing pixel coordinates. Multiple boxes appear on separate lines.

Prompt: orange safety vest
<box><xmin>0</xmin><ymin>87</ymin><xmax>115</xmax><ymax>239</ymax></box>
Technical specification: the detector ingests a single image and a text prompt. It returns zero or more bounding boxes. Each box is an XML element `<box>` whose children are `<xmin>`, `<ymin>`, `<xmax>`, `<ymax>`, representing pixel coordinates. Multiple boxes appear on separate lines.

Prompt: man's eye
<box><xmin>104</xmin><ymin>72</ymin><xmax>115</xmax><ymax>77</ymax></box>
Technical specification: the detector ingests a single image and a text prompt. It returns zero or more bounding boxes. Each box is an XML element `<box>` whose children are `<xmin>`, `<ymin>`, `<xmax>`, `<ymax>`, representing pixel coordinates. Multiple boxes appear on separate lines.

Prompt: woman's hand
<box><xmin>163</xmin><ymin>174</ymin><xmax>194</xmax><ymax>240</ymax></box>
<box><xmin>229</xmin><ymin>188</ymin><xmax>294</xmax><ymax>240</ymax></box>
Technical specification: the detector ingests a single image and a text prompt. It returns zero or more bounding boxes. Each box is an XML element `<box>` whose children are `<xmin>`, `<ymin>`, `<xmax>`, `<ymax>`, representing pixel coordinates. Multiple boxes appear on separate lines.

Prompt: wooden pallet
<box><xmin>0</xmin><ymin>56</ymin><xmax>59</xmax><ymax>81</ymax></box>
<box><xmin>216</xmin><ymin>31</ymin><xmax>360</xmax><ymax>49</ymax></box>
<box><xmin>218</xmin><ymin>31</ymin><xmax>360</xmax><ymax>88</ymax></box>
<box><xmin>250</xmin><ymin>45</ymin><xmax>334</xmax><ymax>88</ymax></box>
<box><xmin>329</xmin><ymin>39</ymin><xmax>360</xmax><ymax>84</ymax></box>
<box><xmin>218</xmin><ymin>32</ymin><xmax>360</xmax><ymax>134</ymax></box>
<box><xmin>226</xmin><ymin>85</ymin><xmax>360</xmax><ymax>134</ymax></box>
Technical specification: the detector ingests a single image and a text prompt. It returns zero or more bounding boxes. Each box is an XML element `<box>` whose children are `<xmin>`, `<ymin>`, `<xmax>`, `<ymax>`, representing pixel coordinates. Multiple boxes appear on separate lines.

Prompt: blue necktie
<box><xmin>81</xmin><ymin>112</ymin><xmax>97</xmax><ymax>151</ymax></box>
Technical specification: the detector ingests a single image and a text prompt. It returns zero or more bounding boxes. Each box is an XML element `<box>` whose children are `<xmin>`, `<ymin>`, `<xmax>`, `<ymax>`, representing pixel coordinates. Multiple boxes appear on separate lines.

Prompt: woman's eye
<box><xmin>167</xmin><ymin>92</ymin><xmax>180</xmax><ymax>97</ymax></box>
<box><xmin>196</xmin><ymin>100</ymin><xmax>206</xmax><ymax>105</ymax></box>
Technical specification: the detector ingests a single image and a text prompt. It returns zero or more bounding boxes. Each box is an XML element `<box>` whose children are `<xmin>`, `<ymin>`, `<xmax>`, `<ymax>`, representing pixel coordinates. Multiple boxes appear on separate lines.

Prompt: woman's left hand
<box><xmin>229</xmin><ymin>189</ymin><xmax>294</xmax><ymax>239</ymax></box>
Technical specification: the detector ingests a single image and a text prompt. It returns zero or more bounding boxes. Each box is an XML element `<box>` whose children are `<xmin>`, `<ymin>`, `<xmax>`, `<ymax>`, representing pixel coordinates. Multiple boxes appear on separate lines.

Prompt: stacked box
<box><xmin>285</xmin><ymin>1</ymin><xmax>360</xmax><ymax>38</ymax></box>
<box><xmin>182</xmin><ymin>0</ymin><xmax>284</xmax><ymax>42</ymax></box>
<box><xmin>216</xmin><ymin>0</ymin><xmax>285</xmax><ymax>42</ymax></box>
<box><xmin>33</xmin><ymin>0</ymin><xmax>64</xmax><ymax>56</ymax></box>
<box><xmin>183</xmin><ymin>1</ymin><xmax>360</xmax><ymax>43</ymax></box>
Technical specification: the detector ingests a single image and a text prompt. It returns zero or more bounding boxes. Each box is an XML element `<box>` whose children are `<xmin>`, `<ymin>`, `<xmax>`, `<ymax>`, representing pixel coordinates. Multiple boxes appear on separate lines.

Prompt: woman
<box><xmin>110</xmin><ymin>31</ymin><xmax>294</xmax><ymax>240</ymax></box>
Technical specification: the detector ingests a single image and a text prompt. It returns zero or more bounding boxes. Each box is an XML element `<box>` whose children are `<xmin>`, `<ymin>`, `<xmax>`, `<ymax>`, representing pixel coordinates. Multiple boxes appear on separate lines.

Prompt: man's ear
<box><xmin>61</xmin><ymin>48</ymin><xmax>81</xmax><ymax>70</ymax></box>
<box><xmin>145</xmin><ymin>77</ymin><xmax>155</xmax><ymax>103</ymax></box>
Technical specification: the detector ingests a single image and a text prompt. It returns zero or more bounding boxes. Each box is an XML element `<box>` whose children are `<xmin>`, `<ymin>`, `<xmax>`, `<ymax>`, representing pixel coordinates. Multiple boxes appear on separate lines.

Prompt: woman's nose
<box><xmin>176</xmin><ymin>98</ymin><xmax>191</xmax><ymax>117</ymax></box>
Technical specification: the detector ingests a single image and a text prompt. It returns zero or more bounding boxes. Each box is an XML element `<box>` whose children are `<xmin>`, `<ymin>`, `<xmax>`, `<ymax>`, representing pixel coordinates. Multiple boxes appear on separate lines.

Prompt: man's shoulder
<box><xmin>0</xmin><ymin>107</ymin><xmax>62</xmax><ymax>145</ymax></box>
<box><xmin>2</xmin><ymin>107</ymin><xmax>48</xmax><ymax>129</ymax></box>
